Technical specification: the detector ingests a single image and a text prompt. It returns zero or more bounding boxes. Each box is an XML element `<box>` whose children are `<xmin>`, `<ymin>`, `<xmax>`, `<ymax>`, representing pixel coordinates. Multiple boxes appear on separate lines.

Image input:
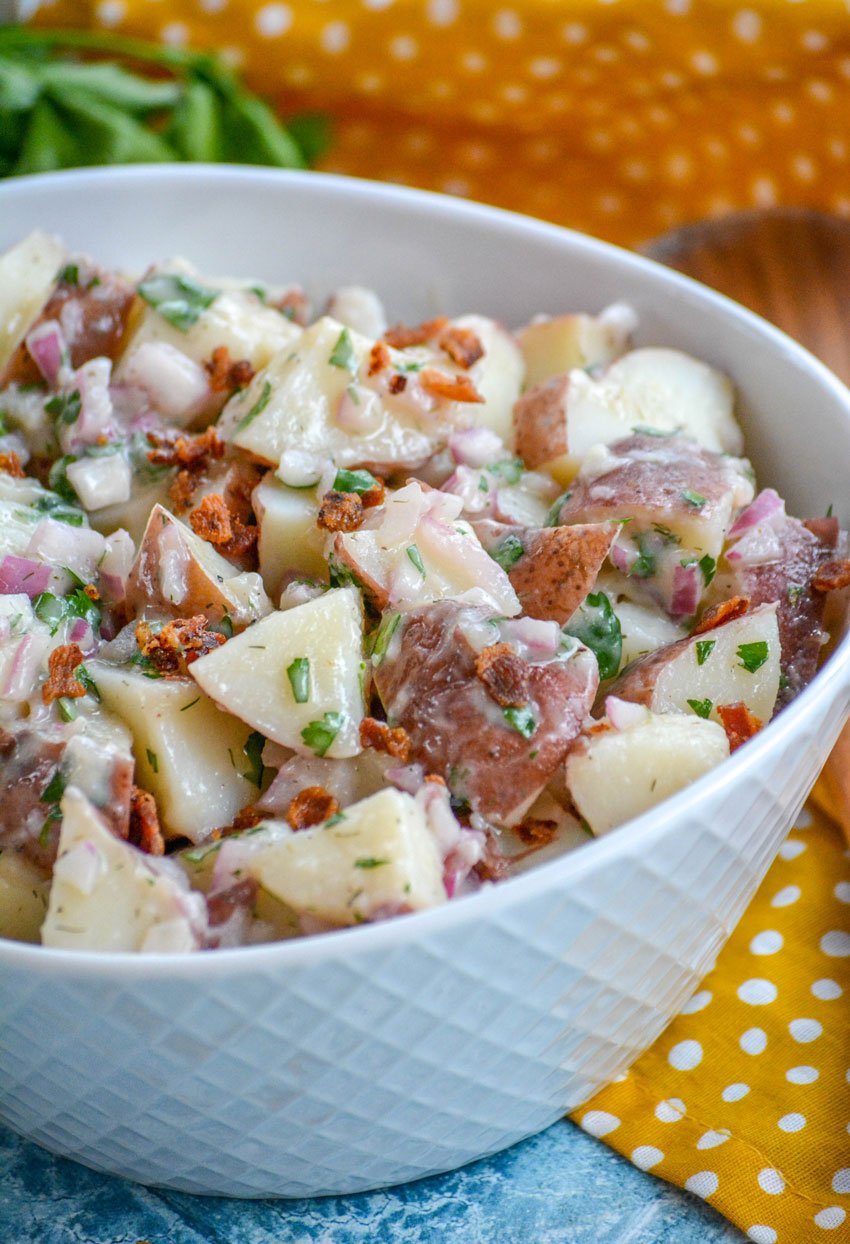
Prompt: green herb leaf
<box><xmin>145</xmin><ymin>747</ymin><xmax>159</xmax><ymax>774</ymax></box>
<box><xmin>286</xmin><ymin>111</ymin><xmax>332</xmax><ymax>164</ymax></box>
<box><xmin>57</xmin><ymin>696</ymin><xmax>78</xmax><ymax>722</ymax></box>
<box><xmin>370</xmin><ymin>611</ymin><xmax>400</xmax><ymax>665</ymax></box>
<box><xmin>138</xmin><ymin>271</ymin><xmax>217</xmax><ymax>332</ymax></box>
<box><xmin>564</xmin><ymin>591</ymin><xmax>622</xmax><ymax>681</ymax></box>
<box><xmin>129</xmin><ymin>650</ymin><xmax>163</xmax><ymax>679</ymax></box>
<box><xmin>695</xmin><ymin>639</ymin><xmax>715</xmax><ymax>666</ymax></box>
<box><xmin>486</xmin><ymin>457</ymin><xmax>524</xmax><ymax>485</ymax></box>
<box><xmin>75</xmin><ymin>663</ymin><xmax>100</xmax><ymax>701</ymax></box>
<box><xmin>681</xmin><ymin>489</ymin><xmax>707</xmax><ymax>508</ymax></box>
<box><xmin>242</xmin><ymin>730</ymin><xmax>266</xmax><ymax>787</ymax></box>
<box><xmin>301</xmin><ymin>711</ymin><xmax>343</xmax><ymax>757</ymax></box>
<box><xmin>630</xmin><ymin>535</ymin><xmax>656</xmax><ymax>579</ymax></box>
<box><xmin>354</xmin><ymin>857</ymin><xmax>390</xmax><ymax>869</ymax></box>
<box><xmin>59</xmin><ymin>262</ymin><xmax>79</xmax><ymax>285</ymax></box>
<box><xmin>327</xmin><ymin>551</ymin><xmax>362</xmax><ymax>591</ymax></box>
<box><xmin>490</xmin><ymin>533</ymin><xmax>524</xmax><ymax>572</ymax></box>
<box><xmin>698</xmin><ymin>554</ymin><xmax>716</xmax><ymax>585</ymax></box>
<box><xmin>631</xmin><ymin>424</ymin><xmax>677</xmax><ymax>438</ymax></box>
<box><xmin>44</xmin><ymin>389</ymin><xmax>81</xmax><ymax>426</ymax></box>
<box><xmin>544</xmin><ymin>490</ymin><xmax>571</xmax><ymax>528</ymax></box>
<box><xmin>502</xmin><ymin>705</ymin><xmax>536</xmax><ymax>738</ymax></box>
<box><xmin>406</xmin><ymin>544</ymin><xmax>425</xmax><ymax>576</ymax></box>
<box><xmin>286</xmin><ymin>656</ymin><xmax>311</xmax><ymax>704</ymax></box>
<box><xmin>329</xmin><ymin>327</ymin><xmax>358</xmax><ymax>373</ymax></box>
<box><xmin>786</xmin><ymin>583</ymin><xmax>805</xmax><ymax>605</ymax></box>
<box><xmin>737</xmin><ymin>640</ymin><xmax>769</xmax><ymax>673</ymax></box>
<box><xmin>687</xmin><ymin>697</ymin><xmax>713</xmax><ymax>719</ymax></box>
<box><xmin>237</xmin><ymin>379</ymin><xmax>272</xmax><ymax>431</ymax></box>
<box><xmin>332</xmin><ymin>467</ymin><xmax>379</xmax><ymax>495</ymax></box>
<box><xmin>41</xmin><ymin>768</ymin><xmax>66</xmax><ymax>805</ymax></box>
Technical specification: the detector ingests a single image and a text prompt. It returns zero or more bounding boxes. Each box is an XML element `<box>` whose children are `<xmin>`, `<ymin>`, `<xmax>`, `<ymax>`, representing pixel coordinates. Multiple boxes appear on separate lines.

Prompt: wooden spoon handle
<box><xmin>645</xmin><ymin>209</ymin><xmax>850</xmax><ymax>840</ymax></box>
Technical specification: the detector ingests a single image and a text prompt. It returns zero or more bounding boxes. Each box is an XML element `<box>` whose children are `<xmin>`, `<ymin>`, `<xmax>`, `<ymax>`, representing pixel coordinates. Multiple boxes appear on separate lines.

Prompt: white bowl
<box><xmin>1</xmin><ymin>167</ymin><xmax>849</xmax><ymax>1198</ymax></box>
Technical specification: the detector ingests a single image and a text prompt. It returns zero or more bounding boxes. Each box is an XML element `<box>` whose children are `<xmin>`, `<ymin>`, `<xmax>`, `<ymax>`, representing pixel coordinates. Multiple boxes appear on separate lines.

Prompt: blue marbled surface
<box><xmin>0</xmin><ymin>1121</ymin><xmax>746</xmax><ymax>1243</ymax></box>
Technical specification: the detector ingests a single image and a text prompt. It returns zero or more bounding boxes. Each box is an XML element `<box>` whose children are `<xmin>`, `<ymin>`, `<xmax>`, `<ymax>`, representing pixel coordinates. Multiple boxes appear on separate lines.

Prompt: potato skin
<box><xmin>373</xmin><ymin>601</ymin><xmax>598</xmax><ymax>826</ymax></box>
<box><xmin>513</xmin><ymin>374</ymin><xmax>569</xmax><ymax>470</ymax></box>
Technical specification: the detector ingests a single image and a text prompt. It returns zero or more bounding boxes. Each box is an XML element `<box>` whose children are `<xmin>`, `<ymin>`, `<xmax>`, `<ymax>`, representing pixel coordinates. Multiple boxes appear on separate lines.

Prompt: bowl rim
<box><xmin>1</xmin><ymin>163</ymin><xmax>849</xmax><ymax>974</ymax></box>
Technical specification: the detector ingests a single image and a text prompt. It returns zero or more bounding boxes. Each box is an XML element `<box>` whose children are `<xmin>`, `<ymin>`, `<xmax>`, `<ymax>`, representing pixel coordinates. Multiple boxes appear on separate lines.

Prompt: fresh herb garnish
<box><xmin>699</xmin><ymin>554</ymin><xmax>716</xmax><ymax>586</ymax></box>
<box><xmin>687</xmin><ymin>697</ymin><xmax>713</xmax><ymax>719</ymax></box>
<box><xmin>145</xmin><ymin>747</ymin><xmax>159</xmax><ymax>774</ymax></box>
<box><xmin>370</xmin><ymin>611</ymin><xmax>400</xmax><ymax>665</ymax></box>
<box><xmin>631</xmin><ymin>424</ymin><xmax>677</xmax><ymax>438</ymax></box>
<box><xmin>564</xmin><ymin>591</ymin><xmax>622</xmax><ymax>681</ymax></box>
<box><xmin>544</xmin><ymin>490</ymin><xmax>571</xmax><ymax>527</ymax></box>
<box><xmin>301</xmin><ymin>711</ymin><xmax>343</xmax><ymax>757</ymax></box>
<box><xmin>737</xmin><ymin>640</ymin><xmax>769</xmax><ymax>673</ymax></box>
<box><xmin>406</xmin><ymin>544</ymin><xmax>425</xmax><ymax>577</ymax></box>
<box><xmin>138</xmin><ymin>271</ymin><xmax>218</xmax><ymax>331</ymax></box>
<box><xmin>651</xmin><ymin>523</ymin><xmax>680</xmax><ymax>546</ymax></box>
<box><xmin>286</xmin><ymin>656</ymin><xmax>311</xmax><ymax>704</ymax></box>
<box><xmin>59</xmin><ymin>262</ymin><xmax>79</xmax><ymax>285</ymax></box>
<box><xmin>236</xmin><ymin>379</ymin><xmax>272</xmax><ymax>431</ymax></box>
<box><xmin>242</xmin><ymin>730</ymin><xmax>266</xmax><ymax>786</ymax></box>
<box><xmin>354</xmin><ymin>857</ymin><xmax>390</xmax><ymax>869</ymax></box>
<box><xmin>333</xmin><ymin>467</ymin><xmax>379</xmax><ymax>495</ymax></box>
<box><xmin>56</xmin><ymin>697</ymin><xmax>78</xmax><ymax>721</ymax></box>
<box><xmin>695</xmin><ymin>639</ymin><xmax>715</xmax><ymax>666</ymax></box>
<box><xmin>502</xmin><ymin>705</ymin><xmax>536</xmax><ymax>738</ymax></box>
<box><xmin>787</xmin><ymin>583</ymin><xmax>805</xmax><ymax>605</ymax></box>
<box><xmin>329</xmin><ymin>327</ymin><xmax>358</xmax><ymax>373</ymax></box>
<box><xmin>327</xmin><ymin>551</ymin><xmax>362</xmax><ymax>591</ymax></box>
<box><xmin>75</xmin><ymin>663</ymin><xmax>100</xmax><ymax>701</ymax></box>
<box><xmin>490</xmin><ymin>533</ymin><xmax>524</xmax><ymax>572</ymax></box>
<box><xmin>630</xmin><ymin>534</ymin><xmax>656</xmax><ymax>579</ymax></box>
<box><xmin>486</xmin><ymin>458</ymin><xmax>524</xmax><ymax>485</ymax></box>
<box><xmin>46</xmin><ymin>456</ymin><xmax>81</xmax><ymax>508</ymax></box>
<box><xmin>41</xmin><ymin>768</ymin><xmax>66</xmax><ymax>806</ymax></box>
<box><xmin>44</xmin><ymin>389</ymin><xmax>81</xmax><ymax>425</ymax></box>
<box><xmin>129</xmin><ymin>650</ymin><xmax>163</xmax><ymax>679</ymax></box>
<box><xmin>681</xmin><ymin>489</ymin><xmax>707</xmax><ymax>508</ymax></box>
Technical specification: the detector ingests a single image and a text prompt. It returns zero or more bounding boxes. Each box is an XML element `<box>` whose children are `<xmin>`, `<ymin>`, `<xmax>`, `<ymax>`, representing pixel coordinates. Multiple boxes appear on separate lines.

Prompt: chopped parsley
<box><xmin>129</xmin><ymin>651</ymin><xmax>163</xmax><ymax>679</ymax></box>
<box><xmin>687</xmin><ymin>697</ymin><xmax>713</xmax><ymax>719</ymax></box>
<box><xmin>486</xmin><ymin>457</ymin><xmax>524</xmax><ymax>485</ymax></box>
<box><xmin>333</xmin><ymin>467</ymin><xmax>379</xmax><ymax>495</ymax></box>
<box><xmin>327</xmin><ymin>551</ymin><xmax>363</xmax><ymax>591</ymax></box>
<box><xmin>145</xmin><ymin>748</ymin><xmax>159</xmax><ymax>774</ymax></box>
<box><xmin>699</xmin><ymin>554</ymin><xmax>717</xmax><ymax>586</ymax></box>
<box><xmin>301</xmin><ymin>711</ymin><xmax>343</xmax><ymax>757</ymax></box>
<box><xmin>180</xmin><ymin>696</ymin><xmax>201</xmax><ymax>712</ymax></box>
<box><xmin>242</xmin><ymin>731</ymin><xmax>266</xmax><ymax>787</ymax></box>
<box><xmin>328</xmin><ymin>327</ymin><xmax>358</xmax><ymax>373</ymax></box>
<box><xmin>57</xmin><ymin>697</ymin><xmax>78</xmax><ymax>722</ymax></box>
<box><xmin>406</xmin><ymin>544</ymin><xmax>425</xmax><ymax>577</ymax></box>
<box><xmin>33</xmin><ymin>588</ymin><xmax>101</xmax><ymax>638</ymax></box>
<box><xmin>544</xmin><ymin>490</ymin><xmax>571</xmax><ymax>527</ymax></box>
<box><xmin>44</xmin><ymin>389</ymin><xmax>81</xmax><ymax>426</ymax></box>
<box><xmin>502</xmin><ymin>705</ymin><xmax>536</xmax><ymax>738</ymax></box>
<box><xmin>137</xmin><ymin>272</ymin><xmax>218</xmax><ymax>332</ymax></box>
<box><xmin>286</xmin><ymin>656</ymin><xmax>311</xmax><ymax>703</ymax></box>
<box><xmin>237</xmin><ymin>379</ymin><xmax>272</xmax><ymax>431</ymax></box>
<box><xmin>490</xmin><ymin>533</ymin><xmax>524</xmax><ymax>572</ymax></box>
<box><xmin>75</xmin><ymin>664</ymin><xmax>100</xmax><ymax>702</ymax></box>
<box><xmin>631</xmin><ymin>424</ymin><xmax>677</xmax><ymax>438</ymax></box>
<box><xmin>695</xmin><ymin>639</ymin><xmax>715</xmax><ymax>666</ymax></box>
<box><xmin>630</xmin><ymin>535</ymin><xmax>656</xmax><ymax>579</ymax></box>
<box><xmin>651</xmin><ymin>523</ymin><xmax>680</xmax><ymax>546</ymax></box>
<box><xmin>354</xmin><ymin>857</ymin><xmax>390</xmax><ymax>869</ymax></box>
<box><xmin>737</xmin><ymin>640</ymin><xmax>769</xmax><ymax>673</ymax></box>
<box><xmin>370</xmin><ymin>611</ymin><xmax>400</xmax><ymax>665</ymax></box>
<box><xmin>681</xmin><ymin>489</ymin><xmax>707</xmax><ymax>508</ymax></box>
<box><xmin>41</xmin><ymin>769</ymin><xmax>66</xmax><ymax>806</ymax></box>
<box><xmin>787</xmin><ymin>583</ymin><xmax>805</xmax><ymax>605</ymax></box>
<box><xmin>564</xmin><ymin>591</ymin><xmax>622</xmax><ymax>682</ymax></box>
<box><xmin>59</xmin><ymin>263</ymin><xmax>80</xmax><ymax>286</ymax></box>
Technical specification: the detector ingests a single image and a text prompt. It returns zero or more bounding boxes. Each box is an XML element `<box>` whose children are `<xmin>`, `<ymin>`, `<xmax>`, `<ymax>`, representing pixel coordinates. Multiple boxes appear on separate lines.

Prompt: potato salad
<box><xmin>0</xmin><ymin>231</ymin><xmax>846</xmax><ymax>953</ymax></box>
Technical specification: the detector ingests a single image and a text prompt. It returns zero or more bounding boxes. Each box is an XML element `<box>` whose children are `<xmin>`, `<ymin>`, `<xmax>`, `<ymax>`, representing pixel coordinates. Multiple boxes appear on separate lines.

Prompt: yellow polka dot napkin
<box><xmin>571</xmin><ymin>807</ymin><xmax>850</xmax><ymax>1242</ymax></box>
<box><xmin>33</xmin><ymin>0</ymin><xmax>850</xmax><ymax>246</ymax></box>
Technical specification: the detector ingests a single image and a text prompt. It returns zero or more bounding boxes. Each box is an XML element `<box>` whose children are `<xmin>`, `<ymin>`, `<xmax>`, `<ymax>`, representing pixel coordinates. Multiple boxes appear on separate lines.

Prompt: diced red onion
<box><xmin>727</xmin><ymin>488</ymin><xmax>785</xmax><ymax>539</ymax></box>
<box><xmin>610</xmin><ymin>539</ymin><xmax>634</xmax><ymax>575</ymax></box>
<box><xmin>61</xmin><ymin>357</ymin><xmax>115</xmax><ymax>452</ymax></box>
<box><xmin>498</xmin><ymin>616</ymin><xmax>561</xmax><ymax>661</ymax></box>
<box><xmin>0</xmin><ymin>555</ymin><xmax>50</xmax><ymax>598</ymax></box>
<box><xmin>100</xmin><ymin>530</ymin><xmax>135</xmax><ymax>598</ymax></box>
<box><xmin>65</xmin><ymin>453</ymin><xmax>131</xmax><ymax>510</ymax></box>
<box><xmin>25</xmin><ymin>320</ymin><xmax>69</xmax><ymax>388</ymax></box>
<box><xmin>670</xmin><ymin>563</ymin><xmax>700</xmax><ymax>619</ymax></box>
<box><xmin>386</xmin><ymin>763</ymin><xmax>425</xmax><ymax>794</ymax></box>
<box><xmin>605</xmin><ymin>696</ymin><xmax>651</xmax><ymax>731</ymax></box>
<box><xmin>68</xmin><ymin>618</ymin><xmax>94</xmax><ymax>651</ymax></box>
<box><xmin>448</xmin><ymin>426</ymin><xmax>504</xmax><ymax>468</ymax></box>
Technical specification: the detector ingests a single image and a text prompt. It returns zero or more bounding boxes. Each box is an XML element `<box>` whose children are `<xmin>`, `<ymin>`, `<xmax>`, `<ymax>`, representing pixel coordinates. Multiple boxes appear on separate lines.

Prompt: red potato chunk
<box><xmin>513</xmin><ymin>374</ymin><xmax>569</xmax><ymax>470</ymax></box>
<box><xmin>373</xmin><ymin>601</ymin><xmax>598</xmax><ymax>826</ymax></box>
<box><xmin>472</xmin><ymin>519</ymin><xmax>617</xmax><ymax>624</ymax></box>
<box><xmin>556</xmin><ymin>435</ymin><xmax>754</xmax><ymax>620</ymax></box>
<box><xmin>1</xmin><ymin>256</ymin><xmax>135</xmax><ymax>386</ymax></box>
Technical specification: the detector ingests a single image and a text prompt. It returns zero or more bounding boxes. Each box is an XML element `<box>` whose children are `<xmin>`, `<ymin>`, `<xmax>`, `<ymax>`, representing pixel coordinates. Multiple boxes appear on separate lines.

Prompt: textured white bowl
<box><xmin>1</xmin><ymin>167</ymin><xmax>849</xmax><ymax>1198</ymax></box>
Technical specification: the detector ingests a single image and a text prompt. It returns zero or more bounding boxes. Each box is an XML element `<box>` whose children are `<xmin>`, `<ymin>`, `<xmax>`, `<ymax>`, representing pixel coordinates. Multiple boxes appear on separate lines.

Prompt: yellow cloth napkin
<box><xmin>35</xmin><ymin>0</ymin><xmax>850</xmax><ymax>246</ymax></box>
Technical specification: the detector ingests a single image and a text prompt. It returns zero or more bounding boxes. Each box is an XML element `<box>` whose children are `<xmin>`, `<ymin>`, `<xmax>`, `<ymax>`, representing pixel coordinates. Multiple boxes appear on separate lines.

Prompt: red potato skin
<box><xmin>373</xmin><ymin>601</ymin><xmax>598</xmax><ymax>826</ymax></box>
<box><xmin>331</xmin><ymin>533</ymin><xmax>389</xmax><ymax>610</ymax></box>
<box><xmin>513</xmin><ymin>374</ymin><xmax>569</xmax><ymax>469</ymax></box>
<box><xmin>473</xmin><ymin>519</ymin><xmax>617</xmax><ymax>624</ymax></box>
<box><xmin>1</xmin><ymin>258</ymin><xmax>136</xmax><ymax>386</ymax></box>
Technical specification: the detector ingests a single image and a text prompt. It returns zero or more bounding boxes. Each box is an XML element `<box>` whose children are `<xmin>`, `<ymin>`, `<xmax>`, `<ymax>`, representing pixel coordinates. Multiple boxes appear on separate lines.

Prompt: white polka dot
<box><xmin>500</xmin><ymin>83</ymin><xmax>527</xmax><ymax>104</ymax></box>
<box><xmin>362</xmin><ymin>0</ymin><xmax>394</xmax><ymax>8</ymax></box>
<box><xmin>632</xmin><ymin>1145</ymin><xmax>665</xmax><ymax>1170</ymax></box>
<box><xmin>681</xmin><ymin>989</ymin><xmax>712</xmax><ymax>1014</ymax></box>
<box><xmin>655</xmin><ymin>1097</ymin><xmax>686</xmax><ymax>1123</ymax></box>
<box><xmin>528</xmin><ymin>57</ymin><xmax>561</xmax><ymax>80</ymax></box>
<box><xmin>426</xmin><ymin>0</ymin><xmax>457</xmax><ymax>26</ymax></box>
<box><xmin>802</xmin><ymin>29</ymin><xmax>829</xmax><ymax>52</ymax></box>
<box><xmin>732</xmin><ymin>9</ymin><xmax>762</xmax><ymax>42</ymax></box>
<box><xmin>697</xmin><ymin>1129</ymin><xmax>731</xmax><ymax>1150</ymax></box>
<box><xmin>790</xmin><ymin>1018</ymin><xmax>823</xmax><ymax>1043</ymax></box>
<box><xmin>666</xmin><ymin>152</ymin><xmax>693</xmax><ymax>182</ymax></box>
<box><xmin>741</xmin><ymin>1027</ymin><xmax>768</xmax><ymax>1055</ymax></box>
<box><xmin>814</xmin><ymin>1208</ymin><xmax>846</xmax><ymax>1230</ymax></box>
<box><xmin>561</xmin><ymin>22</ymin><xmax>587</xmax><ymax>44</ymax></box>
<box><xmin>95</xmin><ymin>0</ymin><xmax>126</xmax><ymax>25</ymax></box>
<box><xmin>624</xmin><ymin>30</ymin><xmax>651</xmax><ymax>52</ymax></box>
<box><xmin>792</xmin><ymin>155</ymin><xmax>817</xmax><ymax>182</ymax></box>
<box><xmin>254</xmin><ymin>4</ymin><xmax>292</xmax><ymax>37</ymax></box>
<box><xmin>492</xmin><ymin>9</ymin><xmax>522</xmax><ymax>39</ymax></box>
<box><xmin>832</xmin><ymin>1169</ymin><xmax>850</xmax><ymax>1193</ymax></box>
<box><xmin>778</xmin><ymin>1112</ymin><xmax>806</xmax><ymax>1132</ymax></box>
<box><xmin>388</xmin><ymin>34</ymin><xmax>418</xmax><ymax>60</ymax></box>
<box><xmin>160</xmin><ymin>21</ymin><xmax>189</xmax><ymax>46</ymax></box>
<box><xmin>580</xmin><ymin>1109</ymin><xmax>621</xmax><ymax>1137</ymax></box>
<box><xmin>821</xmin><ymin>931</ymin><xmax>850</xmax><ymax>957</ymax></box>
<box><xmin>758</xmin><ymin>1168</ymin><xmax>785</xmax><ymax>1195</ymax></box>
<box><xmin>796</xmin><ymin>807</ymin><xmax>813</xmax><ymax>828</ymax></box>
<box><xmin>738</xmin><ymin>124</ymin><xmax>760</xmax><ymax>146</ymax></box>
<box><xmin>779</xmin><ymin>839</ymin><xmax>806</xmax><ymax>860</ymax></box>
<box><xmin>460</xmin><ymin>51</ymin><xmax>487</xmax><ymax>72</ymax></box>
<box><xmin>441</xmin><ymin>177</ymin><xmax>469</xmax><ymax>196</ymax></box>
<box><xmin>668</xmin><ymin>1039</ymin><xmax>704</xmax><ymax>1071</ymax></box>
<box><xmin>771</xmin><ymin>884</ymin><xmax>800</xmax><ymax>907</ymax></box>
<box><xmin>835</xmin><ymin>881</ymin><xmax>850</xmax><ymax>903</ymax></box>
<box><xmin>666</xmin><ymin>0</ymin><xmax>691</xmax><ymax>13</ymax></box>
<box><xmin>786</xmin><ymin>1065</ymin><xmax>819</xmax><ymax>1084</ymax></box>
<box><xmin>593</xmin><ymin>45</ymin><xmax>620</xmax><ymax>64</ymax></box>
<box><xmin>813</xmin><ymin>978</ymin><xmax>843</xmax><ymax>1000</ymax></box>
<box><xmin>685</xmin><ymin>1171</ymin><xmax>719</xmax><ymax>1198</ymax></box>
<box><xmin>320</xmin><ymin>21</ymin><xmax>350</xmax><ymax>53</ymax></box>
<box><xmin>747</xmin><ymin>1229</ymin><xmax>777</xmax><ymax>1244</ymax></box>
<box><xmin>738</xmin><ymin>979</ymin><xmax>778</xmax><ymax>1006</ymax></box>
<box><xmin>691</xmin><ymin>50</ymin><xmax>719</xmax><ymax>75</ymax></box>
<box><xmin>199</xmin><ymin>0</ymin><xmax>228</xmax><ymax>11</ymax></box>
<box><xmin>750</xmin><ymin>931</ymin><xmax>783</xmax><ymax>956</ymax></box>
<box><xmin>723</xmin><ymin>1082</ymin><xmax>750</xmax><ymax>1102</ymax></box>
<box><xmin>808</xmin><ymin>79</ymin><xmax>834</xmax><ymax>102</ymax></box>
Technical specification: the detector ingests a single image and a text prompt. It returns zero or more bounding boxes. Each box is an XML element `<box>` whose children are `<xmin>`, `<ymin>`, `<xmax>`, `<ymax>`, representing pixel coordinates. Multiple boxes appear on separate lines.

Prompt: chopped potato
<box><xmin>252</xmin><ymin>475</ymin><xmax>326</xmax><ymax>598</ymax></box>
<box><xmin>0</xmin><ymin>851</ymin><xmax>50</xmax><ymax>943</ymax></box>
<box><xmin>517</xmin><ymin>306</ymin><xmax>633</xmax><ymax>389</ymax></box>
<box><xmin>0</xmin><ymin>231</ymin><xmax>64</xmax><ymax>376</ymax></box>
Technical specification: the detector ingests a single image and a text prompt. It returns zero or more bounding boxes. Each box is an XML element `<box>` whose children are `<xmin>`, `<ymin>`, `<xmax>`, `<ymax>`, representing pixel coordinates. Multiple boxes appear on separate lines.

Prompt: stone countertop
<box><xmin>0</xmin><ymin>1120</ymin><xmax>746</xmax><ymax>1243</ymax></box>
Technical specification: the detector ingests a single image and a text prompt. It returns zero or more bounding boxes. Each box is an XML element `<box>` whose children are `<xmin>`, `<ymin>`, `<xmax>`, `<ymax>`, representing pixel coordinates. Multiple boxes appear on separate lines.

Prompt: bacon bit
<box><xmin>269</xmin><ymin>288</ymin><xmax>309</xmax><ymax>325</ymax></box>
<box><xmin>128</xmin><ymin>786</ymin><xmax>165</xmax><ymax>856</ymax></box>
<box><xmin>424</xmin><ymin>772</ymin><xmax>446</xmax><ymax>786</ymax></box>
<box><xmin>286</xmin><ymin>786</ymin><xmax>341</xmax><ymax>831</ymax></box>
<box><xmin>388</xmin><ymin>373</ymin><xmax>407</xmax><ymax>395</ymax></box>
<box><xmin>189</xmin><ymin>493</ymin><xmax>258</xmax><ymax>558</ymax></box>
<box><xmin>146</xmin><ymin>426</ymin><xmax>225</xmax><ymax>472</ymax></box>
<box><xmin>83</xmin><ymin>583</ymin><xmax>100</xmax><ymax>602</ymax></box>
<box><xmin>368</xmin><ymin>341</ymin><xmax>391</xmax><ymax>376</ymax></box>
<box><xmin>42</xmin><ymin>643</ymin><xmax>86</xmax><ymax>705</ymax></box>
<box><xmin>136</xmin><ymin>615</ymin><xmax>225</xmax><ymax>675</ymax></box>
<box><xmin>384</xmin><ymin>316</ymin><xmax>449</xmax><ymax>350</ymax></box>
<box><xmin>813</xmin><ymin>559</ymin><xmax>850</xmax><ymax>593</ymax></box>
<box><xmin>516</xmin><ymin>817</ymin><xmax>558</xmax><ymax>847</ymax></box>
<box><xmin>804</xmin><ymin>515</ymin><xmax>840</xmax><ymax>547</ymax></box>
<box><xmin>474</xmin><ymin>642</ymin><xmax>530</xmax><ymax>708</ymax></box>
<box><xmin>474</xmin><ymin>841</ymin><xmax>511</xmax><ymax>882</ymax></box>
<box><xmin>420</xmin><ymin>367</ymin><xmax>485</xmax><ymax>404</ymax></box>
<box><xmin>588</xmin><ymin>720</ymin><xmax>613</xmax><ymax>735</ymax></box>
<box><xmin>716</xmin><ymin>701</ymin><xmax>763</xmax><ymax>752</ymax></box>
<box><xmin>205</xmin><ymin>344</ymin><xmax>255</xmax><ymax>394</ymax></box>
<box><xmin>224</xmin><ymin>461</ymin><xmax>264</xmax><ymax>525</ymax></box>
<box><xmin>438</xmin><ymin>325</ymin><xmax>485</xmax><ymax>369</ymax></box>
<box><xmin>0</xmin><ymin>452</ymin><xmax>25</xmax><ymax>478</ymax></box>
<box><xmin>231</xmin><ymin>805</ymin><xmax>264</xmax><ymax>831</ymax></box>
<box><xmin>692</xmin><ymin>595</ymin><xmax>750</xmax><ymax>636</ymax></box>
<box><xmin>169</xmin><ymin>468</ymin><xmax>197</xmax><ymax>513</ymax></box>
<box><xmin>317</xmin><ymin>489</ymin><xmax>364</xmax><ymax>532</ymax></box>
<box><xmin>207</xmin><ymin>876</ymin><xmax>258</xmax><ymax>927</ymax></box>
<box><xmin>360</xmin><ymin>477</ymin><xmax>386</xmax><ymax>509</ymax></box>
<box><xmin>360</xmin><ymin>716</ymin><xmax>412</xmax><ymax>762</ymax></box>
